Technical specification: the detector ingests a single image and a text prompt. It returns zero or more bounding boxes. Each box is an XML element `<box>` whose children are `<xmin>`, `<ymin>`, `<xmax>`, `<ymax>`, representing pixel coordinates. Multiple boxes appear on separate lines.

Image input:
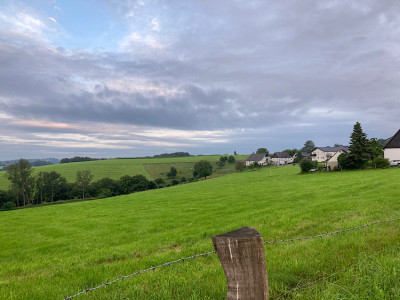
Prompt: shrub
<box><xmin>148</xmin><ymin>181</ymin><xmax>157</xmax><ymax>190</ymax></box>
<box><xmin>372</xmin><ymin>157</ymin><xmax>390</xmax><ymax>169</ymax></box>
<box><xmin>235</xmin><ymin>161</ymin><xmax>245</xmax><ymax>171</ymax></box>
<box><xmin>249</xmin><ymin>162</ymin><xmax>262</xmax><ymax>170</ymax></box>
<box><xmin>154</xmin><ymin>178</ymin><xmax>165</xmax><ymax>185</ymax></box>
<box><xmin>216</xmin><ymin>161</ymin><xmax>225</xmax><ymax>168</ymax></box>
<box><xmin>172</xmin><ymin>179</ymin><xmax>179</xmax><ymax>185</ymax></box>
<box><xmin>97</xmin><ymin>188</ymin><xmax>113</xmax><ymax>198</ymax></box>
<box><xmin>1</xmin><ymin>201</ymin><xmax>15</xmax><ymax>211</ymax></box>
<box><xmin>227</xmin><ymin>155</ymin><xmax>236</xmax><ymax>163</ymax></box>
<box><xmin>300</xmin><ymin>159</ymin><xmax>317</xmax><ymax>173</ymax></box>
<box><xmin>181</xmin><ymin>177</ymin><xmax>187</xmax><ymax>183</ymax></box>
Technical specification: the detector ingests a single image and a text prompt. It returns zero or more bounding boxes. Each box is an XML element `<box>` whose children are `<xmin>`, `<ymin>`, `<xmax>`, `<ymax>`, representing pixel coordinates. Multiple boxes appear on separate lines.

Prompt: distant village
<box><xmin>245</xmin><ymin>128</ymin><xmax>400</xmax><ymax>170</ymax></box>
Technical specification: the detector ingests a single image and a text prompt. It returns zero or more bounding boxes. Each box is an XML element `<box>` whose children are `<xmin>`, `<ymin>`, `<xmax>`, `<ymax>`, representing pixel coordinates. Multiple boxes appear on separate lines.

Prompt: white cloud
<box><xmin>48</xmin><ymin>17</ymin><xmax>57</xmax><ymax>23</ymax></box>
<box><xmin>151</xmin><ymin>17</ymin><xmax>160</xmax><ymax>32</ymax></box>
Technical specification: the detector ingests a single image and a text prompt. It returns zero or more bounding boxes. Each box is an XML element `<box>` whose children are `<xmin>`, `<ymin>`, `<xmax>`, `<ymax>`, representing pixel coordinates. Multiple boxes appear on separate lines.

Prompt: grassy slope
<box><xmin>0</xmin><ymin>155</ymin><xmax>248</xmax><ymax>190</ymax></box>
<box><xmin>1</xmin><ymin>166</ymin><xmax>400</xmax><ymax>299</ymax></box>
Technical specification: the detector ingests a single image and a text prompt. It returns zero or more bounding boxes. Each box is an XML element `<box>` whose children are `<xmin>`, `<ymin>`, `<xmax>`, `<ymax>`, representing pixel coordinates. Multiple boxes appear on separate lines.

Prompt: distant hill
<box><xmin>0</xmin><ymin>155</ymin><xmax>248</xmax><ymax>190</ymax></box>
<box><xmin>0</xmin><ymin>158</ymin><xmax>59</xmax><ymax>167</ymax></box>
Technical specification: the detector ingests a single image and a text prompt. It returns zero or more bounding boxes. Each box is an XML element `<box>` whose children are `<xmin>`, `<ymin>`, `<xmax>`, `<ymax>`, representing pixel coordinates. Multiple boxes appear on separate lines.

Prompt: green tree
<box><xmin>76</xmin><ymin>170</ymin><xmax>94</xmax><ymax>199</ymax></box>
<box><xmin>301</xmin><ymin>140</ymin><xmax>315</xmax><ymax>154</ymax></box>
<box><xmin>337</xmin><ymin>153</ymin><xmax>350</xmax><ymax>170</ymax></box>
<box><xmin>227</xmin><ymin>155</ymin><xmax>236</xmax><ymax>163</ymax></box>
<box><xmin>6</xmin><ymin>159</ymin><xmax>34</xmax><ymax>207</ymax></box>
<box><xmin>347</xmin><ymin>122</ymin><xmax>370</xmax><ymax>169</ymax></box>
<box><xmin>256</xmin><ymin>148</ymin><xmax>269</xmax><ymax>155</ymax></box>
<box><xmin>367</xmin><ymin>138</ymin><xmax>384</xmax><ymax>160</ymax></box>
<box><xmin>90</xmin><ymin>177</ymin><xmax>118</xmax><ymax>197</ymax></box>
<box><xmin>282</xmin><ymin>148</ymin><xmax>298</xmax><ymax>157</ymax></box>
<box><xmin>117</xmin><ymin>175</ymin><xmax>150</xmax><ymax>194</ymax></box>
<box><xmin>234</xmin><ymin>150</ymin><xmax>237</xmax><ymax>155</ymax></box>
<box><xmin>294</xmin><ymin>151</ymin><xmax>303</xmax><ymax>163</ymax></box>
<box><xmin>35</xmin><ymin>171</ymin><xmax>67</xmax><ymax>203</ymax></box>
<box><xmin>167</xmin><ymin>166</ymin><xmax>177</xmax><ymax>178</ymax></box>
<box><xmin>193</xmin><ymin>160</ymin><xmax>213</xmax><ymax>179</ymax></box>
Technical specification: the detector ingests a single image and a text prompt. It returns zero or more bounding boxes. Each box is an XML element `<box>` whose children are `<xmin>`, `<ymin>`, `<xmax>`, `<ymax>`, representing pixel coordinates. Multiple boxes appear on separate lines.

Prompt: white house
<box><xmin>383</xmin><ymin>129</ymin><xmax>400</xmax><ymax>161</ymax></box>
<box><xmin>311</xmin><ymin>146</ymin><xmax>349</xmax><ymax>162</ymax></box>
<box><xmin>270</xmin><ymin>152</ymin><xmax>293</xmax><ymax>166</ymax></box>
<box><xmin>245</xmin><ymin>153</ymin><xmax>268</xmax><ymax>166</ymax></box>
<box><xmin>326</xmin><ymin>149</ymin><xmax>348</xmax><ymax>169</ymax></box>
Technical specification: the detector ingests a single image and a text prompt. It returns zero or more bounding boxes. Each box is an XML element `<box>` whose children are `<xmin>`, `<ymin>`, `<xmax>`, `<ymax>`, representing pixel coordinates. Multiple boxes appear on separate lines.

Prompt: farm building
<box><xmin>383</xmin><ymin>129</ymin><xmax>400</xmax><ymax>161</ymax></box>
<box><xmin>270</xmin><ymin>152</ymin><xmax>293</xmax><ymax>166</ymax></box>
<box><xmin>311</xmin><ymin>146</ymin><xmax>348</xmax><ymax>162</ymax></box>
<box><xmin>245</xmin><ymin>153</ymin><xmax>268</xmax><ymax>166</ymax></box>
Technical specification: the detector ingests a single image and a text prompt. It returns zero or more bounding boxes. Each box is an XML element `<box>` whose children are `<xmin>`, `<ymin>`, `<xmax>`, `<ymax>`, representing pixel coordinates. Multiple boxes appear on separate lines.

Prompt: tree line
<box><xmin>60</xmin><ymin>156</ymin><xmax>98</xmax><ymax>163</ymax></box>
<box><xmin>0</xmin><ymin>159</ymin><xmax>219</xmax><ymax>211</ymax></box>
<box><xmin>0</xmin><ymin>159</ymin><xmax>159</xmax><ymax>210</ymax></box>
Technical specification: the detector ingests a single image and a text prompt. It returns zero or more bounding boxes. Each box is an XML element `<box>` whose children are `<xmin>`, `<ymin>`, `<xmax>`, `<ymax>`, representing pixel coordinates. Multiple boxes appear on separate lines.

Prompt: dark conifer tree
<box><xmin>347</xmin><ymin>122</ymin><xmax>370</xmax><ymax>169</ymax></box>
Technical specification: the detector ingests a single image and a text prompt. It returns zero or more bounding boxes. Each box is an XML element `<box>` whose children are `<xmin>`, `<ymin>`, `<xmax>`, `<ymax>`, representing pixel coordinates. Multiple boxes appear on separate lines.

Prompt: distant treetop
<box><xmin>152</xmin><ymin>152</ymin><xmax>191</xmax><ymax>158</ymax></box>
<box><xmin>60</xmin><ymin>156</ymin><xmax>98</xmax><ymax>163</ymax></box>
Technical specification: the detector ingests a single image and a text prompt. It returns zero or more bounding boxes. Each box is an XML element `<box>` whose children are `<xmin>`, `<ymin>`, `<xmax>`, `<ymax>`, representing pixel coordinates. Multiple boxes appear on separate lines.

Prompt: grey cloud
<box><xmin>1</xmin><ymin>0</ymin><xmax>400</xmax><ymax>159</ymax></box>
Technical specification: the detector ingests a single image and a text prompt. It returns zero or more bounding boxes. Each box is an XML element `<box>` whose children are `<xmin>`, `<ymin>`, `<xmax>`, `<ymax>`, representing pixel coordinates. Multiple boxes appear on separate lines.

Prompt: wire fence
<box><xmin>64</xmin><ymin>217</ymin><xmax>400</xmax><ymax>299</ymax></box>
<box><xmin>273</xmin><ymin>241</ymin><xmax>400</xmax><ymax>299</ymax></box>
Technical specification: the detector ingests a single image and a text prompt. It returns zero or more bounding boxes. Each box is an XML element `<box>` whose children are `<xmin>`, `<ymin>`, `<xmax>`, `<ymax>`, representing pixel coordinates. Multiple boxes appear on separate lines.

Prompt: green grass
<box><xmin>1</xmin><ymin>166</ymin><xmax>400</xmax><ymax>299</ymax></box>
<box><xmin>0</xmin><ymin>155</ymin><xmax>248</xmax><ymax>190</ymax></box>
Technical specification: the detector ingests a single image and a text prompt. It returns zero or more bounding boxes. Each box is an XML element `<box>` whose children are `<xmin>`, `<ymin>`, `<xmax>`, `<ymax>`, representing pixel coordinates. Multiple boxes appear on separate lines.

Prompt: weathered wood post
<box><xmin>212</xmin><ymin>226</ymin><xmax>269</xmax><ymax>300</ymax></box>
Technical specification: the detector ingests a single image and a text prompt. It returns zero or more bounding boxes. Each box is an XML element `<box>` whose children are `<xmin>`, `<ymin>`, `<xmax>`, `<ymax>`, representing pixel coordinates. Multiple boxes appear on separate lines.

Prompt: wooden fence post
<box><xmin>212</xmin><ymin>226</ymin><xmax>269</xmax><ymax>300</ymax></box>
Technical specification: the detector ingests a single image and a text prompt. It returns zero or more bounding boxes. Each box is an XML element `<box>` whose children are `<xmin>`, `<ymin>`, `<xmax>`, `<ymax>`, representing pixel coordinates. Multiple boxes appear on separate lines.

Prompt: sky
<box><xmin>1</xmin><ymin>0</ymin><xmax>399</xmax><ymax>160</ymax></box>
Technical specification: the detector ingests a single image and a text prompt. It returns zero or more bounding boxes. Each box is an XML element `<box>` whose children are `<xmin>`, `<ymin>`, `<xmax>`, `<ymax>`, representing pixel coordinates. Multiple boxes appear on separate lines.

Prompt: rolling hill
<box><xmin>0</xmin><ymin>155</ymin><xmax>248</xmax><ymax>190</ymax></box>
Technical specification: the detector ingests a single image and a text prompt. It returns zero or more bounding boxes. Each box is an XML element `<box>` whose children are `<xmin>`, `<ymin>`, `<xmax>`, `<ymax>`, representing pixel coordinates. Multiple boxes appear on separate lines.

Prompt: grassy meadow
<box><xmin>1</xmin><ymin>166</ymin><xmax>400</xmax><ymax>299</ymax></box>
<box><xmin>0</xmin><ymin>155</ymin><xmax>248</xmax><ymax>190</ymax></box>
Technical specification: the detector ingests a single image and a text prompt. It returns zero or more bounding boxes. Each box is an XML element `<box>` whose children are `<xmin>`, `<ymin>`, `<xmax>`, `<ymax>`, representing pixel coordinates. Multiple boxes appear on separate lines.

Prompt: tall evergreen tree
<box><xmin>347</xmin><ymin>122</ymin><xmax>370</xmax><ymax>169</ymax></box>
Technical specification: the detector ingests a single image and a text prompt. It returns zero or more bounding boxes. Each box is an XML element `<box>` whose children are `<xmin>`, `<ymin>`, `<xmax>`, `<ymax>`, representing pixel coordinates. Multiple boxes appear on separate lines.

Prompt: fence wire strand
<box><xmin>264</xmin><ymin>217</ymin><xmax>400</xmax><ymax>245</ymax></box>
<box><xmin>65</xmin><ymin>217</ymin><xmax>400</xmax><ymax>299</ymax></box>
<box><xmin>64</xmin><ymin>251</ymin><xmax>215</xmax><ymax>300</ymax></box>
<box><xmin>274</xmin><ymin>241</ymin><xmax>400</xmax><ymax>299</ymax></box>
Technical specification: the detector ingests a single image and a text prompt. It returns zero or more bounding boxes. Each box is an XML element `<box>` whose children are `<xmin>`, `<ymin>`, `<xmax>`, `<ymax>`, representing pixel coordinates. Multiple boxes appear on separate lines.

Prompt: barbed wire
<box><xmin>64</xmin><ymin>217</ymin><xmax>400</xmax><ymax>299</ymax></box>
<box><xmin>64</xmin><ymin>251</ymin><xmax>215</xmax><ymax>299</ymax></box>
<box><xmin>264</xmin><ymin>217</ymin><xmax>400</xmax><ymax>245</ymax></box>
<box><xmin>273</xmin><ymin>241</ymin><xmax>400</xmax><ymax>299</ymax></box>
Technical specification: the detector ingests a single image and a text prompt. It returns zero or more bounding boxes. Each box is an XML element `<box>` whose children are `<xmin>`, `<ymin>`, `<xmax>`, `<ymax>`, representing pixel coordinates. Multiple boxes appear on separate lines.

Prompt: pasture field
<box><xmin>1</xmin><ymin>166</ymin><xmax>400</xmax><ymax>299</ymax></box>
<box><xmin>0</xmin><ymin>155</ymin><xmax>248</xmax><ymax>190</ymax></box>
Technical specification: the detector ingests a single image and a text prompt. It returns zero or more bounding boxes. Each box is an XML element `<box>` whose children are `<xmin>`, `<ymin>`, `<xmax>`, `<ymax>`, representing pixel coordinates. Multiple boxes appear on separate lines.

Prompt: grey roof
<box><xmin>384</xmin><ymin>129</ymin><xmax>400</xmax><ymax>149</ymax></box>
<box><xmin>301</xmin><ymin>152</ymin><xmax>310</xmax><ymax>157</ymax></box>
<box><xmin>246</xmin><ymin>153</ymin><xmax>267</xmax><ymax>162</ymax></box>
<box><xmin>316</xmin><ymin>146</ymin><xmax>349</xmax><ymax>152</ymax></box>
<box><xmin>271</xmin><ymin>152</ymin><xmax>292</xmax><ymax>159</ymax></box>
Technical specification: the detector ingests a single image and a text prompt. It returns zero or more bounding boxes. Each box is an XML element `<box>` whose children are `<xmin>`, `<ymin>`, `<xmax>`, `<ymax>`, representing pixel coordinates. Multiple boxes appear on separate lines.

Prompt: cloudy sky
<box><xmin>1</xmin><ymin>0</ymin><xmax>399</xmax><ymax>160</ymax></box>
